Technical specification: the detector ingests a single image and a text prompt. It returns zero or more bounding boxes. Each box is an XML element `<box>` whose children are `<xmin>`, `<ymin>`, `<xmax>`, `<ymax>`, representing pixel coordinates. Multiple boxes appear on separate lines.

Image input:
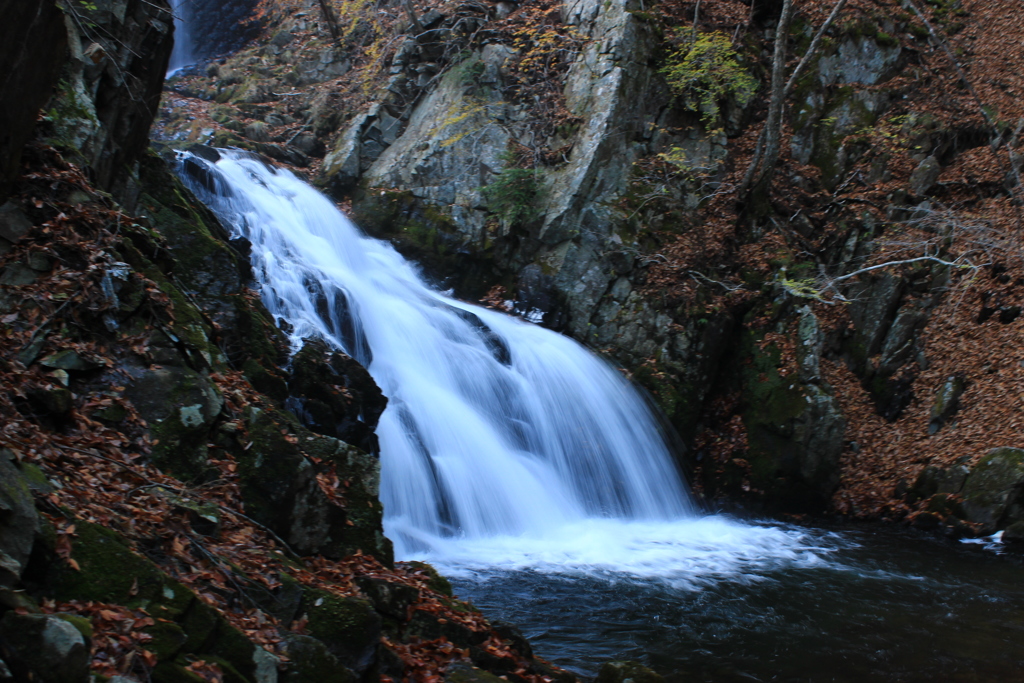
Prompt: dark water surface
<box><xmin>447</xmin><ymin>523</ymin><xmax>1024</xmax><ymax>682</ymax></box>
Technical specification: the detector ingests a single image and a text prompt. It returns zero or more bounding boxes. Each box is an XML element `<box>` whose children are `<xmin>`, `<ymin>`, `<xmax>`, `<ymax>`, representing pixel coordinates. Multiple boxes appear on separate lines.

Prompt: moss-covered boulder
<box><xmin>303</xmin><ymin>589</ymin><xmax>381</xmax><ymax>674</ymax></box>
<box><xmin>123</xmin><ymin>363</ymin><xmax>224</xmax><ymax>481</ymax></box>
<box><xmin>354</xmin><ymin>576</ymin><xmax>420</xmax><ymax>621</ymax></box>
<box><xmin>234</xmin><ymin>407</ymin><xmax>392</xmax><ymax>563</ymax></box>
<box><xmin>962</xmin><ymin>447</ymin><xmax>1024</xmax><ymax>531</ymax></box>
<box><xmin>282</xmin><ymin>633</ymin><xmax>357</xmax><ymax>683</ymax></box>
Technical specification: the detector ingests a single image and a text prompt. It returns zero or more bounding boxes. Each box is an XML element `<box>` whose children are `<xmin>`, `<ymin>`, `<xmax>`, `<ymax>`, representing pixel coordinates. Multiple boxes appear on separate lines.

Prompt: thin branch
<box><xmin>783</xmin><ymin>0</ymin><xmax>849</xmax><ymax>95</ymax></box>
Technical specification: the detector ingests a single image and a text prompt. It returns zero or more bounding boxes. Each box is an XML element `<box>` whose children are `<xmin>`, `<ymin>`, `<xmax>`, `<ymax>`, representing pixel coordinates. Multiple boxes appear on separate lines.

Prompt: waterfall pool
<box><xmin>435</xmin><ymin>521</ymin><xmax>1024</xmax><ymax>682</ymax></box>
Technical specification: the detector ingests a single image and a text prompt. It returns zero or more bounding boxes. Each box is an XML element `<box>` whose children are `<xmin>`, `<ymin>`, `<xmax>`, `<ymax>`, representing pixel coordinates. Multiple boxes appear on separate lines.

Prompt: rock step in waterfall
<box><xmin>181</xmin><ymin>148</ymin><xmax>822</xmax><ymax>581</ymax></box>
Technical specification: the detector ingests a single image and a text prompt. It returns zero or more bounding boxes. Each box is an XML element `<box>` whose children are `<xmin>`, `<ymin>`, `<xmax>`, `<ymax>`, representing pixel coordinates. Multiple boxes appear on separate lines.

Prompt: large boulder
<box><xmin>962</xmin><ymin>447</ymin><xmax>1024</xmax><ymax>532</ymax></box>
<box><xmin>303</xmin><ymin>590</ymin><xmax>381</xmax><ymax>674</ymax></box>
<box><xmin>233</xmin><ymin>408</ymin><xmax>392</xmax><ymax>563</ymax></box>
<box><xmin>124</xmin><ymin>363</ymin><xmax>224</xmax><ymax>480</ymax></box>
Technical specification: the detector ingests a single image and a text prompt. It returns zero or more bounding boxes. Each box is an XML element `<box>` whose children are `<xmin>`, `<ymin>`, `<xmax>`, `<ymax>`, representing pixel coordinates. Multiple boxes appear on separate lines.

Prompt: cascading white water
<box><xmin>168</xmin><ymin>0</ymin><xmax>195</xmax><ymax>74</ymax></box>
<box><xmin>181</xmin><ymin>149</ymin><xmax>823</xmax><ymax>579</ymax></box>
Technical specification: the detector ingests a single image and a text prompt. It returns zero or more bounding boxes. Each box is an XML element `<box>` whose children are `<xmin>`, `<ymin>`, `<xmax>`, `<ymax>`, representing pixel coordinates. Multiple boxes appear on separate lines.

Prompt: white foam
<box><xmin>401</xmin><ymin>516</ymin><xmax>838</xmax><ymax>590</ymax></box>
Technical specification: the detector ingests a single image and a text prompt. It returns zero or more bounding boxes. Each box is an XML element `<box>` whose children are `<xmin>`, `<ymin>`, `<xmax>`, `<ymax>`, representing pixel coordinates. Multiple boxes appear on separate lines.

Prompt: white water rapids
<box><xmin>181</xmin><ymin>149</ymin><xmax>831</xmax><ymax>584</ymax></box>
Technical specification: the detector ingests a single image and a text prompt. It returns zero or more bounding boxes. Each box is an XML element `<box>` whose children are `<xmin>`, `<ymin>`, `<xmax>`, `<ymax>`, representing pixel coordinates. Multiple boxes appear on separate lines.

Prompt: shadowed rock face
<box><xmin>0</xmin><ymin>0</ymin><xmax>67</xmax><ymax>199</ymax></box>
<box><xmin>32</xmin><ymin>0</ymin><xmax>175</xmax><ymax>197</ymax></box>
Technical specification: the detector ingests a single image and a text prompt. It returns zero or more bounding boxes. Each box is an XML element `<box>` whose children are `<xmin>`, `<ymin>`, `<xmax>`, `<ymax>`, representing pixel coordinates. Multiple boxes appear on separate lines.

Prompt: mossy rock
<box><xmin>303</xmin><ymin>590</ymin><xmax>381</xmax><ymax>673</ymax></box>
<box><xmin>405</xmin><ymin>561</ymin><xmax>453</xmax><ymax>597</ymax></box>
<box><xmin>282</xmin><ymin>634</ymin><xmax>357</xmax><ymax>683</ymax></box>
<box><xmin>737</xmin><ymin>323</ymin><xmax>844</xmax><ymax>510</ymax></box>
<box><xmin>38</xmin><ymin>521</ymin><xmax>258</xmax><ymax>677</ymax></box>
<box><xmin>43</xmin><ymin>521</ymin><xmax>178</xmax><ymax>606</ymax></box>
<box><xmin>143</xmin><ymin>620</ymin><xmax>188</xmax><ymax>661</ymax></box>
<box><xmin>349</xmin><ymin>190</ymin><xmax>503</xmax><ymax>301</ymax></box>
<box><xmin>287</xmin><ymin>339</ymin><xmax>387</xmax><ymax>451</ymax></box>
<box><xmin>236</xmin><ymin>407</ymin><xmax>391</xmax><ymax>563</ymax></box>
<box><xmin>55</xmin><ymin>613</ymin><xmax>93</xmax><ymax>641</ymax></box>
<box><xmin>406</xmin><ymin>608</ymin><xmax>486</xmax><ymax>649</ymax></box>
<box><xmin>123</xmin><ymin>363</ymin><xmax>223</xmax><ymax>482</ymax></box>
<box><xmin>962</xmin><ymin>447</ymin><xmax>1024</xmax><ymax>531</ymax></box>
<box><xmin>138</xmin><ymin>153</ymin><xmax>287</xmax><ymax>372</ymax></box>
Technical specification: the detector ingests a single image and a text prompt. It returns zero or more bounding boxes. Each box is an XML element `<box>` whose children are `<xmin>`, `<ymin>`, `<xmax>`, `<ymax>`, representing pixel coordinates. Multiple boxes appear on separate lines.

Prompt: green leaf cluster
<box><xmin>482</xmin><ymin>163</ymin><xmax>539</xmax><ymax>227</ymax></box>
<box><xmin>660</xmin><ymin>32</ymin><xmax>757</xmax><ymax>127</ymax></box>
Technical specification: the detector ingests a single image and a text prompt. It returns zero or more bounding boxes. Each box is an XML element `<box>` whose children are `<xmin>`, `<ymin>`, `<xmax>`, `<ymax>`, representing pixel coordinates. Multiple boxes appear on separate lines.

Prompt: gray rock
<box><xmin>0</xmin><ymin>613</ymin><xmax>89</xmax><ymax>683</ymax></box>
<box><xmin>910</xmin><ymin>462</ymin><xmax>970</xmax><ymax>500</ymax></box>
<box><xmin>1002</xmin><ymin>520</ymin><xmax>1024</xmax><ymax>544</ymax></box>
<box><xmin>271</xmin><ymin>30</ymin><xmax>295</xmax><ymax>48</ymax></box>
<box><xmin>124</xmin><ymin>364</ymin><xmax>223</xmax><ymax>428</ymax></box>
<box><xmin>39</xmin><ymin>349</ymin><xmax>104</xmax><ymax>372</ymax></box>
<box><xmin>909</xmin><ymin>155</ymin><xmax>941</xmax><ymax>195</ymax></box>
<box><xmin>848</xmin><ymin>273</ymin><xmax>904</xmax><ymax>358</ymax></box>
<box><xmin>928</xmin><ymin>374</ymin><xmax>966</xmax><ymax>434</ymax></box>
<box><xmin>420</xmin><ymin>9</ymin><xmax>445</xmax><ymax>28</ymax></box>
<box><xmin>962</xmin><ymin>447</ymin><xmax>1024</xmax><ymax>531</ymax></box>
<box><xmin>793</xmin><ymin>385</ymin><xmax>847</xmax><ymax>496</ymax></box>
<box><xmin>354</xmin><ymin>575</ymin><xmax>419</xmax><ymax>620</ymax></box>
<box><xmin>818</xmin><ymin>36</ymin><xmax>902</xmax><ymax>86</ymax></box>
<box><xmin>0</xmin><ymin>203</ymin><xmax>32</xmax><ymax>243</ymax></box>
<box><xmin>796</xmin><ymin>306</ymin><xmax>822</xmax><ymax>383</ymax></box>
<box><xmin>0</xmin><ymin>263</ymin><xmax>38</xmax><ymax>286</ymax></box>
<box><xmin>254</xmin><ymin>647</ymin><xmax>279</xmax><ymax>683</ymax></box>
<box><xmin>0</xmin><ymin>449</ymin><xmax>39</xmax><ymax>587</ymax></box>
<box><xmin>879</xmin><ymin>307</ymin><xmax>927</xmax><ymax>374</ymax></box>
<box><xmin>245</xmin><ymin>120</ymin><xmax>271</xmax><ymax>142</ymax></box>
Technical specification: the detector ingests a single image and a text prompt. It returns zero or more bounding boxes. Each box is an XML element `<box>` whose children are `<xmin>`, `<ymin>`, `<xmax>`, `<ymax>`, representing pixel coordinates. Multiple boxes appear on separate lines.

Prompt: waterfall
<box><xmin>178</xmin><ymin>149</ymin><xmax>827</xmax><ymax>584</ymax></box>
<box><xmin>168</xmin><ymin>0</ymin><xmax>195</xmax><ymax>74</ymax></box>
<box><xmin>180</xmin><ymin>149</ymin><xmax>700</xmax><ymax>555</ymax></box>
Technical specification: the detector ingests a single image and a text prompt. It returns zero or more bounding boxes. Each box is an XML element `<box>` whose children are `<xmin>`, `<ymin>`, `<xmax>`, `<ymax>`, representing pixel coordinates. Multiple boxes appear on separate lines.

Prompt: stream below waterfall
<box><xmin>440</xmin><ymin>523</ymin><xmax>1024</xmax><ymax>682</ymax></box>
<box><xmin>179</xmin><ymin>149</ymin><xmax>1024</xmax><ymax>682</ymax></box>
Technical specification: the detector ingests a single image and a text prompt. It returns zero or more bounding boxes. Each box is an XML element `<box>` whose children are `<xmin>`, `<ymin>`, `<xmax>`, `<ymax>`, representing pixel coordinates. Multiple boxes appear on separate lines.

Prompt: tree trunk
<box><xmin>753</xmin><ymin>0</ymin><xmax>795</xmax><ymax>191</ymax></box>
<box><xmin>317</xmin><ymin>0</ymin><xmax>341</xmax><ymax>41</ymax></box>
